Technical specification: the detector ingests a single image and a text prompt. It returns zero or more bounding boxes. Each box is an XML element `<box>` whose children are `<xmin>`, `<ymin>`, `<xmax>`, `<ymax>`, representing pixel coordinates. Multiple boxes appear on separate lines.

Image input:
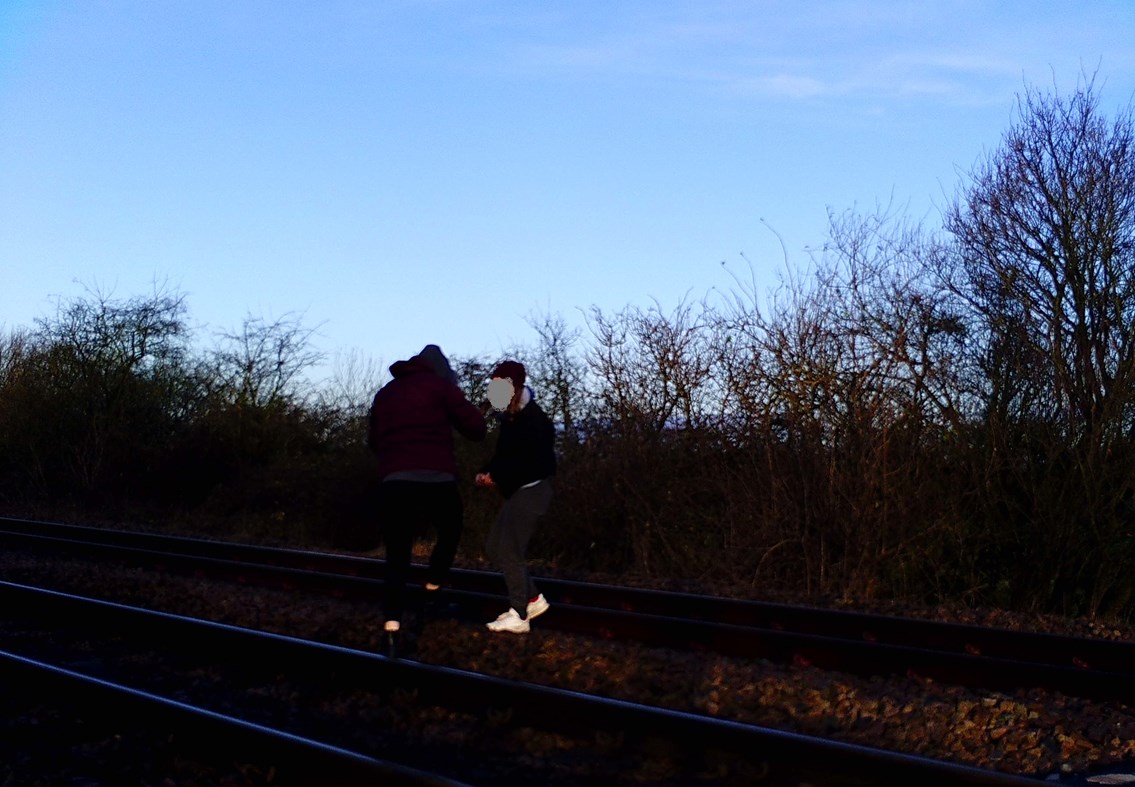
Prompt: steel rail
<box><xmin>0</xmin><ymin>579</ymin><xmax>1042</xmax><ymax>786</ymax></box>
<box><xmin>0</xmin><ymin>648</ymin><xmax>470</xmax><ymax>787</ymax></box>
<box><xmin>4</xmin><ymin>516</ymin><xmax>1135</xmax><ymax>703</ymax></box>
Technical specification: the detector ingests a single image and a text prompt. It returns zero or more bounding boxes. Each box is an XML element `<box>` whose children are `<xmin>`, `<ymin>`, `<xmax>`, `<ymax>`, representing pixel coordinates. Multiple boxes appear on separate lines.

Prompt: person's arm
<box><xmin>445</xmin><ymin>385</ymin><xmax>488</xmax><ymax>442</ymax></box>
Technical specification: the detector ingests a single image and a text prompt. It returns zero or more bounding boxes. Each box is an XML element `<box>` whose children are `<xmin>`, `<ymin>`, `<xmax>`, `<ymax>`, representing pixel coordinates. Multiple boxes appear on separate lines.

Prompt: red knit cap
<box><xmin>490</xmin><ymin>360</ymin><xmax>526</xmax><ymax>389</ymax></box>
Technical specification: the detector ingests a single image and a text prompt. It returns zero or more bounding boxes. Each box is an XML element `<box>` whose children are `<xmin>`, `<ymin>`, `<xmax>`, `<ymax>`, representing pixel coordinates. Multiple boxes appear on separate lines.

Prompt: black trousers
<box><xmin>485</xmin><ymin>480</ymin><xmax>552</xmax><ymax>618</ymax></box>
<box><xmin>377</xmin><ymin>480</ymin><xmax>463</xmax><ymax>623</ymax></box>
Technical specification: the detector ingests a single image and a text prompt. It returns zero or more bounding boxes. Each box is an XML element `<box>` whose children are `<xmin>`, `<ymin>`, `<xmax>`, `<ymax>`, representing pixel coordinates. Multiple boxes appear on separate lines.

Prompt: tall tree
<box><xmin>943</xmin><ymin>75</ymin><xmax>1135</xmax><ymax>614</ymax></box>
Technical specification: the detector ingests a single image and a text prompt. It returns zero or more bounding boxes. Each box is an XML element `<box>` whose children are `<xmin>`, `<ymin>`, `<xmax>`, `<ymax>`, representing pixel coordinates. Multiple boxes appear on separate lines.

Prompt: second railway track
<box><xmin>2</xmin><ymin>515</ymin><xmax>1135</xmax><ymax>706</ymax></box>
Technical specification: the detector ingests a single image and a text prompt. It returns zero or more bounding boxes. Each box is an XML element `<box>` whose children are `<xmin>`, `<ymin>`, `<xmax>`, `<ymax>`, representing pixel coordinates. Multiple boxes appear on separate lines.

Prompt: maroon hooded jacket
<box><xmin>368</xmin><ymin>346</ymin><xmax>487</xmax><ymax>480</ymax></box>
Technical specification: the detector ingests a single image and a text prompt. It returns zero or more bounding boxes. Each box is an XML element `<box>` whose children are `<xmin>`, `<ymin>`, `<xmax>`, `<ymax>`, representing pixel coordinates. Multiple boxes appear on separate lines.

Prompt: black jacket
<box><xmin>483</xmin><ymin>397</ymin><xmax>556</xmax><ymax>498</ymax></box>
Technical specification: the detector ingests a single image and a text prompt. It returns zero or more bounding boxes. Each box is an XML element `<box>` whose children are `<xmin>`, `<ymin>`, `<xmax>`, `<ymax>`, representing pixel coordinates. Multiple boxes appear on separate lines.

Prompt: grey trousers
<box><xmin>485</xmin><ymin>479</ymin><xmax>552</xmax><ymax>618</ymax></box>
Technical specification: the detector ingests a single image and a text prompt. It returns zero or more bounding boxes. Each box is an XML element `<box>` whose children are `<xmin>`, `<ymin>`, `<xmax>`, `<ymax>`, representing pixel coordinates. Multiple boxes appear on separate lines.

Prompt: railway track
<box><xmin>2</xmin><ymin>515</ymin><xmax>1134</xmax><ymax>707</ymax></box>
<box><xmin>1</xmin><ymin>648</ymin><xmax>466</xmax><ymax>787</ymax></box>
<box><xmin>0</xmin><ymin>579</ymin><xmax>1042</xmax><ymax>786</ymax></box>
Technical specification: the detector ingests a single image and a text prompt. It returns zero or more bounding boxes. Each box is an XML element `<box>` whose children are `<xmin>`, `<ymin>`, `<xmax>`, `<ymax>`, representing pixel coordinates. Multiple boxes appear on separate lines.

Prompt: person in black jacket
<box><xmin>476</xmin><ymin>360</ymin><xmax>556</xmax><ymax>634</ymax></box>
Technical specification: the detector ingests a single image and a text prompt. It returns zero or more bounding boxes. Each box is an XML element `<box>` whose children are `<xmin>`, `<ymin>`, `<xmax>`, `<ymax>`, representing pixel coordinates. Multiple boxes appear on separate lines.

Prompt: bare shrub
<box><xmin>707</xmin><ymin>207</ymin><xmax>967</xmax><ymax>599</ymax></box>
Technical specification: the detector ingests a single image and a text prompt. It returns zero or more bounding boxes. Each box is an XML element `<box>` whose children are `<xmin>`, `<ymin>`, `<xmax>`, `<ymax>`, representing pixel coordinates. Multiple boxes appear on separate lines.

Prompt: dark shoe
<box><xmin>384</xmin><ymin>620</ymin><xmax>401</xmax><ymax>658</ymax></box>
<box><xmin>385</xmin><ymin>630</ymin><xmax>400</xmax><ymax>658</ymax></box>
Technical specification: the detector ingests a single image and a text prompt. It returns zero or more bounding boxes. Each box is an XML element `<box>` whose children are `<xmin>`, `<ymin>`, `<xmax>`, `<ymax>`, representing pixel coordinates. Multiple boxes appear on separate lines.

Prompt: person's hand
<box><xmin>475</xmin><ymin>472</ymin><xmax>495</xmax><ymax>488</ymax></box>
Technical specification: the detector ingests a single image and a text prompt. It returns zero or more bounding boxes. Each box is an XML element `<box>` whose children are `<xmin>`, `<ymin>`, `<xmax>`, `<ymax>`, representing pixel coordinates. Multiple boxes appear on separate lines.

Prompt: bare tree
<box><xmin>946</xmin><ymin>75</ymin><xmax>1135</xmax><ymax>448</ymax></box>
<box><xmin>317</xmin><ymin>347</ymin><xmax>387</xmax><ymax>441</ymax></box>
<box><xmin>578</xmin><ymin>297</ymin><xmax>717</xmax><ymax>575</ymax></box>
<box><xmin>524</xmin><ymin>309</ymin><xmax>588</xmax><ymax>446</ymax></box>
<box><xmin>0</xmin><ymin>328</ymin><xmax>30</xmax><ymax>390</ymax></box>
<box><xmin>942</xmin><ymin>74</ymin><xmax>1135</xmax><ymax>615</ymax></box>
<box><xmin>212</xmin><ymin>312</ymin><xmax>325</xmax><ymax>409</ymax></box>
<box><xmin>11</xmin><ymin>283</ymin><xmax>194</xmax><ymax>498</ymax></box>
<box><xmin>449</xmin><ymin>354</ymin><xmax>495</xmax><ymax>407</ymax></box>
<box><xmin>704</xmin><ymin>208</ymin><xmax>970</xmax><ymax>597</ymax></box>
<box><xmin>584</xmin><ymin>297</ymin><xmax>714</xmax><ymax>435</ymax></box>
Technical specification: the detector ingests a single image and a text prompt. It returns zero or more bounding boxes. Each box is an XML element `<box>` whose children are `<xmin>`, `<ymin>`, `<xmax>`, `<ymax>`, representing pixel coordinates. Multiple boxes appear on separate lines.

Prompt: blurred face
<box><xmin>487</xmin><ymin>377</ymin><xmax>515</xmax><ymax>411</ymax></box>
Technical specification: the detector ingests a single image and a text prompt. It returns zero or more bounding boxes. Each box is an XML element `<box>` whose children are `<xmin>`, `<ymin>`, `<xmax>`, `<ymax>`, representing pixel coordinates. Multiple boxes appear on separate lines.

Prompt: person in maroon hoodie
<box><xmin>368</xmin><ymin>344</ymin><xmax>487</xmax><ymax>643</ymax></box>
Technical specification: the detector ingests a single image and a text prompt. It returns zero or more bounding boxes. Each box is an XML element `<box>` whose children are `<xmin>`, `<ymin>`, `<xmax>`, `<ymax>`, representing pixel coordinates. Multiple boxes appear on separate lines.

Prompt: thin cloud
<box><xmin>727</xmin><ymin>73</ymin><xmax>828</xmax><ymax>99</ymax></box>
<box><xmin>499</xmin><ymin>3</ymin><xmax>1131</xmax><ymax>110</ymax></box>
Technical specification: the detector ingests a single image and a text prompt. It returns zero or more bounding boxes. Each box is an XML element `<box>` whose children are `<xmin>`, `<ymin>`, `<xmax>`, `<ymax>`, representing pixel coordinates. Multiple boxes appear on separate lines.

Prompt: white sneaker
<box><xmin>526</xmin><ymin>594</ymin><xmax>550</xmax><ymax>619</ymax></box>
<box><xmin>486</xmin><ymin>608</ymin><xmax>529</xmax><ymax>634</ymax></box>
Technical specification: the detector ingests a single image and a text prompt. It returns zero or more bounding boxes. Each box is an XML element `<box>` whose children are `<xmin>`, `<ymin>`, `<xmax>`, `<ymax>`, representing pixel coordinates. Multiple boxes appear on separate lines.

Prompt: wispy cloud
<box><xmin>498</xmin><ymin>2</ymin><xmax>1132</xmax><ymax>109</ymax></box>
<box><xmin>725</xmin><ymin>73</ymin><xmax>828</xmax><ymax>99</ymax></box>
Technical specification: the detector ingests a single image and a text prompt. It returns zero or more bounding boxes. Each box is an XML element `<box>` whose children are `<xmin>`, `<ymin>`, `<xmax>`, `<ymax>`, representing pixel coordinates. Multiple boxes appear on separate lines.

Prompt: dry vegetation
<box><xmin>2</xmin><ymin>76</ymin><xmax>1135</xmax><ymax>626</ymax></box>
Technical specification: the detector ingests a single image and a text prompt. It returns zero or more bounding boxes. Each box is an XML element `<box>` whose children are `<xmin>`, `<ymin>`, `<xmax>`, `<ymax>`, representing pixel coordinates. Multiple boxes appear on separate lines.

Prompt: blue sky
<box><xmin>3</xmin><ymin>1</ymin><xmax>1134</xmax><ymax>386</ymax></box>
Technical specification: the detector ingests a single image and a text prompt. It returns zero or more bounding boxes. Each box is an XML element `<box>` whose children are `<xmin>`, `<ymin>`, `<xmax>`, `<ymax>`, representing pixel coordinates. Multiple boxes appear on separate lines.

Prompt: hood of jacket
<box><xmin>389</xmin><ymin>344</ymin><xmax>458</xmax><ymax>385</ymax></box>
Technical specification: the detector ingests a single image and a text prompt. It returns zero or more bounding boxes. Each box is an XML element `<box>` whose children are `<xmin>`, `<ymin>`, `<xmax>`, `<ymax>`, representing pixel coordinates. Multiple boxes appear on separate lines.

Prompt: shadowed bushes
<box><xmin>3</xmin><ymin>77</ymin><xmax>1135</xmax><ymax>621</ymax></box>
